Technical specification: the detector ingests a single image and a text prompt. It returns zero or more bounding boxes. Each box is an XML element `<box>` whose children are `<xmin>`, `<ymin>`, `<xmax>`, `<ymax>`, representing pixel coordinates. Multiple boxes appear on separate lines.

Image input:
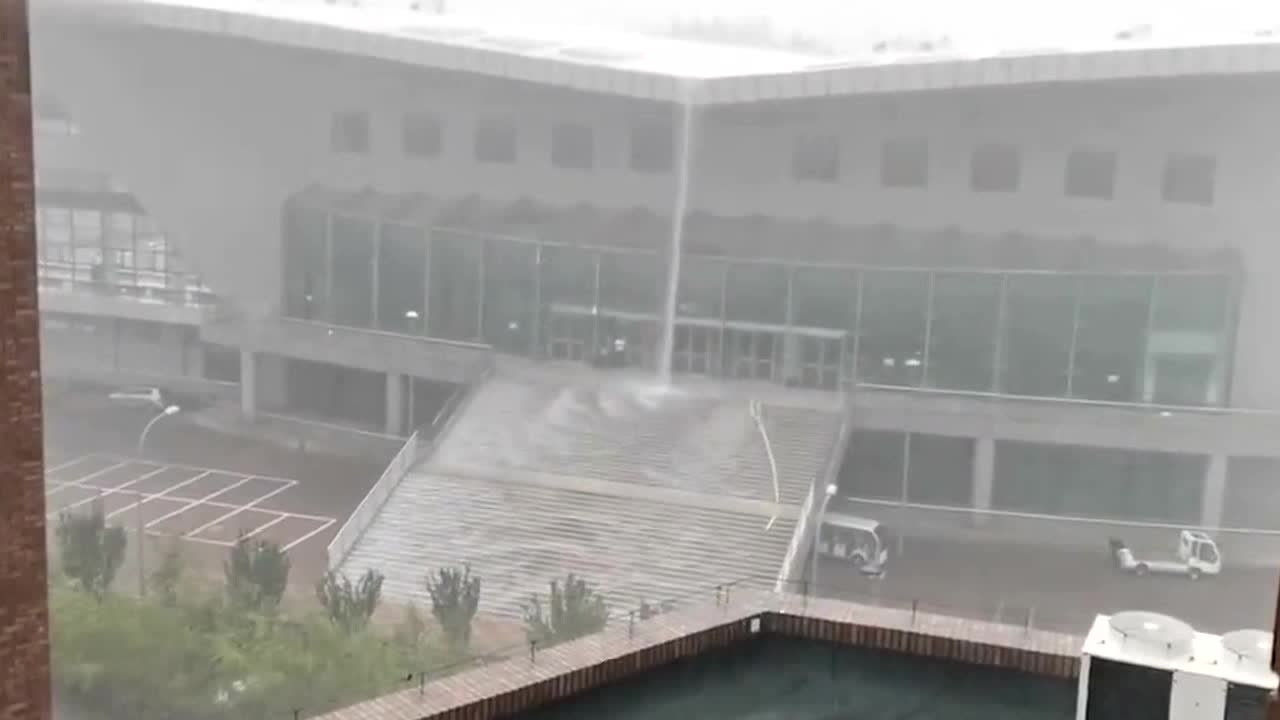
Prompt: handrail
<box><xmin>855</xmin><ymin>382</ymin><xmax>1280</xmax><ymax>418</ymax></box>
<box><xmin>325</xmin><ymin>365</ymin><xmax>498</xmax><ymax>572</ymax></box>
<box><xmin>277</xmin><ymin>316</ymin><xmax>494</xmax><ymax>351</ymax></box>
<box><xmin>775</xmin><ymin>396</ymin><xmax>854</xmax><ymax>592</ymax></box>
<box><xmin>326</xmin><ymin>429</ymin><xmax>421</xmax><ymax>572</ymax></box>
<box><xmin>841</xmin><ymin>495</ymin><xmax>1280</xmax><ymax>538</ymax></box>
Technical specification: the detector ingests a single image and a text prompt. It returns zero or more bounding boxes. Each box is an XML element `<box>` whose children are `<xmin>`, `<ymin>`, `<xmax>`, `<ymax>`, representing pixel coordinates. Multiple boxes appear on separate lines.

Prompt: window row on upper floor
<box><xmin>330</xmin><ymin>110</ymin><xmax>1218</xmax><ymax>207</ymax></box>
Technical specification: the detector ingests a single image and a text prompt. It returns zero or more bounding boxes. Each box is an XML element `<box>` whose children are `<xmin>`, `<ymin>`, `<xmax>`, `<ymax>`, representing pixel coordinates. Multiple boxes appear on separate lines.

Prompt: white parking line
<box><xmin>144</xmin><ymin>476</ymin><xmax>258</xmax><ymax>530</ymax></box>
<box><xmin>185</xmin><ymin>482</ymin><xmax>296</xmax><ymax>538</ymax></box>
<box><xmin>45</xmin><ymin>461</ymin><xmax>131</xmax><ymax>495</ymax></box>
<box><xmin>283</xmin><ymin>518</ymin><xmax>336</xmax><ymax>552</ymax></box>
<box><xmin>53</xmin><ymin>466</ymin><xmax>172</xmax><ymax>516</ymax></box>
<box><xmin>103</xmin><ymin>471</ymin><xmax>214</xmax><ymax>521</ymax></box>
<box><xmin>46</xmin><ymin>455</ymin><xmax>99</xmax><ymax>474</ymax></box>
<box><xmin>239</xmin><ymin>514</ymin><xmax>288</xmax><ymax>541</ymax></box>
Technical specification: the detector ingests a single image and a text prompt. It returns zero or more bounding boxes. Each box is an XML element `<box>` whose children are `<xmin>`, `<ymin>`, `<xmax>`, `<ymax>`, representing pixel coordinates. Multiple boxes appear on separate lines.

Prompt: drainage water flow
<box><xmin>656</xmin><ymin>83</ymin><xmax>698</xmax><ymax>388</ymax></box>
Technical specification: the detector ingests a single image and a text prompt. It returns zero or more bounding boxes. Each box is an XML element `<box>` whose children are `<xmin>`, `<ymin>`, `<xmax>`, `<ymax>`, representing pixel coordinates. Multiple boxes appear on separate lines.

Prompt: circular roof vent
<box><xmin>1109</xmin><ymin>611</ymin><xmax>1195</xmax><ymax>660</ymax></box>
<box><xmin>1223</xmin><ymin>630</ymin><xmax>1271</xmax><ymax>666</ymax></box>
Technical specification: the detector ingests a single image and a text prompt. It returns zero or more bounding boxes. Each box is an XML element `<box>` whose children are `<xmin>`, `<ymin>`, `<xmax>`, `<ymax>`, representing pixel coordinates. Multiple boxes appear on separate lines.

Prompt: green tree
<box><xmin>149</xmin><ymin>538</ymin><xmax>185</xmax><ymax>606</ymax></box>
<box><xmin>56</xmin><ymin>502</ymin><xmax>127</xmax><ymax>598</ymax></box>
<box><xmin>523</xmin><ymin>573</ymin><xmax>608</xmax><ymax>647</ymax></box>
<box><xmin>315</xmin><ymin>568</ymin><xmax>384</xmax><ymax>634</ymax></box>
<box><xmin>424</xmin><ymin>564</ymin><xmax>481</xmax><ymax>653</ymax></box>
<box><xmin>224</xmin><ymin>534</ymin><xmax>290</xmax><ymax>614</ymax></box>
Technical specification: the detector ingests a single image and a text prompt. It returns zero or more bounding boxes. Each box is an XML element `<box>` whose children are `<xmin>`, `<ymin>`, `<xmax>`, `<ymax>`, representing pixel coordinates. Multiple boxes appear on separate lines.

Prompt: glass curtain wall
<box><xmin>36</xmin><ymin>200</ymin><xmax>214</xmax><ymax>305</ymax></box>
<box><xmin>280</xmin><ymin>197</ymin><xmax>1237</xmax><ymax>407</ymax></box>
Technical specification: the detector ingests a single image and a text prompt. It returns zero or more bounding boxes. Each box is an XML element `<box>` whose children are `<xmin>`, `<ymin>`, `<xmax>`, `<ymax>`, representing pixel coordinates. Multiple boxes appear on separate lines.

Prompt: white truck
<box><xmin>1108</xmin><ymin>530</ymin><xmax>1221</xmax><ymax>580</ymax></box>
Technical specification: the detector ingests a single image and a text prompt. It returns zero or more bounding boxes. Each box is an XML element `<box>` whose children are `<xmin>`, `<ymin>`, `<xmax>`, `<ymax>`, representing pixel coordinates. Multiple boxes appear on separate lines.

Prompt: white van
<box><xmin>817</xmin><ymin>513</ymin><xmax>889</xmax><ymax>577</ymax></box>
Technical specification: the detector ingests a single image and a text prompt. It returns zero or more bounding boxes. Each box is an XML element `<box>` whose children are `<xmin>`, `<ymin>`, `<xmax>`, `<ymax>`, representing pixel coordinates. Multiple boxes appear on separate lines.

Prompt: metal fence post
<box><xmin>629</xmin><ymin>610</ymin><xmax>635</xmax><ymax>639</ymax></box>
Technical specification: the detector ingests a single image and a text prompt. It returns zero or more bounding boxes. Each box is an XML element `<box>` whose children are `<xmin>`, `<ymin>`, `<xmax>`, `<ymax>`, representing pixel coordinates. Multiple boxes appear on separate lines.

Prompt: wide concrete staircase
<box><xmin>340</xmin><ymin>471</ymin><xmax>795</xmax><ymax>618</ymax></box>
<box><xmin>430</xmin><ymin>374</ymin><xmax>842</xmax><ymax>504</ymax></box>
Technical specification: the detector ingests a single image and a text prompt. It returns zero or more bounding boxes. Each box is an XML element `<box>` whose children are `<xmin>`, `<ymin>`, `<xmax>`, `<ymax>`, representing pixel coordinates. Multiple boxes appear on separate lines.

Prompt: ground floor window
<box><xmin>991</xmin><ymin>441</ymin><xmax>1204</xmax><ymax>524</ymax></box>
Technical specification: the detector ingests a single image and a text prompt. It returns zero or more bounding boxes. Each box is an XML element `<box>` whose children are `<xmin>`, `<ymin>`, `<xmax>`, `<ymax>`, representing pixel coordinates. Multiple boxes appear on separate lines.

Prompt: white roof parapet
<box><xmin>41</xmin><ymin>0</ymin><xmax>1280</xmax><ymax>104</ymax></box>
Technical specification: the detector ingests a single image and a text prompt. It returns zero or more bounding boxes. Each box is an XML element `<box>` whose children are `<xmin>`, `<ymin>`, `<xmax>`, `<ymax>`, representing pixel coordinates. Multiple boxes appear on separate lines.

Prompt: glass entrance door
<box><xmin>672</xmin><ymin>323</ymin><xmax>721</xmax><ymax>376</ymax></box>
<box><xmin>545</xmin><ymin>307</ymin><xmax>594</xmax><ymax>362</ymax></box>
<box><xmin>797</xmin><ymin>332</ymin><xmax>846</xmax><ymax>391</ymax></box>
<box><xmin>724</xmin><ymin>328</ymin><xmax>780</xmax><ymax>381</ymax></box>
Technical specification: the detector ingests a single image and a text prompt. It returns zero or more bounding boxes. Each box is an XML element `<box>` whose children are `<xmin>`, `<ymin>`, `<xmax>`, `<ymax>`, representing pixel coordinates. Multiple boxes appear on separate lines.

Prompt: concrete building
<box><xmin>27</xmin><ymin>0</ymin><xmax>1280</xmax><ymax>535</ymax></box>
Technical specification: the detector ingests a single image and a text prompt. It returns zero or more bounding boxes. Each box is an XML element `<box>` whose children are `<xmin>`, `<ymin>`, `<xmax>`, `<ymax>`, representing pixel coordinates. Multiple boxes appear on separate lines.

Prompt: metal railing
<box><xmin>306</xmin><ymin>572</ymin><xmax>1087</xmax><ymax>720</ymax></box>
<box><xmin>323</xmin><ymin>366</ymin><xmax>496</xmax><ymax>572</ymax></box>
<box><xmin>325</xmin><ymin>429</ymin><xmax>421</xmax><ymax>572</ymax></box>
<box><xmin>855</xmin><ymin>381</ymin><xmax>1280</xmax><ymax>418</ymax></box>
<box><xmin>776</xmin><ymin>395</ymin><xmax>855</xmax><ymax>592</ymax></box>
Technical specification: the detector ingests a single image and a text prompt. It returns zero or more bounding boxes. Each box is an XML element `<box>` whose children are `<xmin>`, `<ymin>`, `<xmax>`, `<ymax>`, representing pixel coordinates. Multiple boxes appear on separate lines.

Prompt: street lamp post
<box><xmin>809</xmin><ymin>483</ymin><xmax>838</xmax><ymax>597</ymax></box>
<box><xmin>135</xmin><ymin>404</ymin><xmax>179</xmax><ymax>597</ymax></box>
<box><xmin>138</xmin><ymin>404</ymin><xmax>180</xmax><ymax>456</ymax></box>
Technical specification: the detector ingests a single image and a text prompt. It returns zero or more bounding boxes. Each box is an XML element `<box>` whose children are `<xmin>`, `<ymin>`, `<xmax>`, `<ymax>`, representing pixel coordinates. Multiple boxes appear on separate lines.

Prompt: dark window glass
<box><xmin>880</xmin><ymin>138</ymin><xmax>929</xmax><ymax>188</ymax></box>
<box><xmin>376</xmin><ymin>222</ymin><xmax>427</xmax><ymax>334</ymax></box>
<box><xmin>993</xmin><ymin>442</ymin><xmax>1205</xmax><ymax>524</ymax></box>
<box><xmin>329</xmin><ymin>215</ymin><xmax>375</xmax><ymax>328</ymax></box>
<box><xmin>427</xmin><ymin>229</ymin><xmax>483</xmax><ymax>341</ymax></box>
<box><xmin>926</xmin><ymin>272</ymin><xmax>1001</xmax><ymax>392</ymax></box>
<box><xmin>856</xmin><ymin>270</ymin><xmax>929</xmax><ymax>386</ymax></box>
<box><xmin>330</xmin><ymin>111</ymin><xmax>370</xmax><ymax>154</ymax></box>
<box><xmin>402</xmin><ymin>112</ymin><xmax>442</xmax><ymax>157</ymax></box>
<box><xmin>1162</xmin><ymin>153</ymin><xmax>1216</xmax><ymax>206</ymax></box>
<box><xmin>970</xmin><ymin>143</ymin><xmax>1021</xmax><ymax>192</ymax></box>
<box><xmin>482</xmin><ymin>237</ymin><xmax>538</xmax><ymax>353</ymax></box>
<box><xmin>1065</xmin><ymin>148</ymin><xmax>1116</xmax><ymax>199</ymax></box>
<box><xmin>792</xmin><ymin>134</ymin><xmax>840</xmax><ymax>182</ymax></box>
<box><xmin>551</xmin><ymin>122</ymin><xmax>595</xmax><ymax>170</ymax></box>
<box><xmin>1071</xmin><ymin>275</ymin><xmax>1152</xmax><ymax>402</ymax></box>
<box><xmin>724</xmin><ymin>262</ymin><xmax>788</xmax><ymax>325</ymax></box>
<box><xmin>676</xmin><ymin>256</ymin><xmax>726</xmax><ymax>319</ymax></box>
<box><xmin>999</xmin><ymin>274</ymin><xmax>1075</xmax><ymax>398</ymax></box>
<box><xmin>474</xmin><ymin>117</ymin><xmax>517</xmax><ymax>164</ymax></box>
<box><xmin>629</xmin><ymin>120</ymin><xmax>674</xmax><ymax>173</ymax></box>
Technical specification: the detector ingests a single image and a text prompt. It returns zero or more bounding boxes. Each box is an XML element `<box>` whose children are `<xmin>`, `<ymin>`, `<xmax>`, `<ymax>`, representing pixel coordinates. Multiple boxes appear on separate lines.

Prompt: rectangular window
<box><xmin>474</xmin><ymin>117</ymin><xmax>517</xmax><ymax>164</ymax></box>
<box><xmin>880</xmin><ymin>138</ymin><xmax>929</xmax><ymax>188</ymax></box>
<box><xmin>1065</xmin><ymin>148</ymin><xmax>1116</xmax><ymax>199</ymax></box>
<box><xmin>551</xmin><ymin>122</ymin><xmax>595</xmax><ymax>170</ymax></box>
<box><xmin>1162</xmin><ymin>153</ymin><xmax>1215</xmax><ymax>206</ymax></box>
<box><xmin>792</xmin><ymin>134</ymin><xmax>840</xmax><ymax>182</ymax></box>
<box><xmin>330</xmin><ymin>111</ymin><xmax>370</xmax><ymax>154</ymax></box>
<box><xmin>970</xmin><ymin>142</ymin><xmax>1021</xmax><ymax>192</ymax></box>
<box><xmin>629</xmin><ymin>120</ymin><xmax>674</xmax><ymax>173</ymax></box>
<box><xmin>402</xmin><ymin>112</ymin><xmax>442</xmax><ymax>157</ymax></box>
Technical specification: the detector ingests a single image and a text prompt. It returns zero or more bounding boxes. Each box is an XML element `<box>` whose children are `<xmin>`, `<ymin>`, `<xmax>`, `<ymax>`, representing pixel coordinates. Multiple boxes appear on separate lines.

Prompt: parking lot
<box><xmin>46</xmin><ymin>453</ymin><xmax>337</xmax><ymax>556</ymax></box>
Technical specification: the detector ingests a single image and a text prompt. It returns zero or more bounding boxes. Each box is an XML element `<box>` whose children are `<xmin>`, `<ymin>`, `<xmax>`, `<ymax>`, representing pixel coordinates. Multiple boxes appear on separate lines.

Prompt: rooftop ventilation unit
<box><xmin>1078</xmin><ymin>613</ymin><xmax>1276</xmax><ymax>720</ymax></box>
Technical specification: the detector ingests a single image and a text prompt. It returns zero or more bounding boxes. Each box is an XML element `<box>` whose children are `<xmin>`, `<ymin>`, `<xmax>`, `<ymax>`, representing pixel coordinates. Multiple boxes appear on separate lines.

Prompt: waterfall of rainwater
<box><xmin>656</xmin><ymin>83</ymin><xmax>698</xmax><ymax>387</ymax></box>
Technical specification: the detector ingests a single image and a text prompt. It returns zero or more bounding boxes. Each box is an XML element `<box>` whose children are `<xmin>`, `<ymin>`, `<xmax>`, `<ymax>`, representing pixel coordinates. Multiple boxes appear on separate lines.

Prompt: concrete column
<box><xmin>1201</xmin><ymin>453</ymin><xmax>1227</xmax><ymax>529</ymax></box>
<box><xmin>972</xmin><ymin>436</ymin><xmax>995</xmax><ymax>525</ymax></box>
<box><xmin>239</xmin><ymin>348</ymin><xmax>256</xmax><ymax>420</ymax></box>
<box><xmin>385</xmin><ymin>372</ymin><xmax>404</xmax><ymax>437</ymax></box>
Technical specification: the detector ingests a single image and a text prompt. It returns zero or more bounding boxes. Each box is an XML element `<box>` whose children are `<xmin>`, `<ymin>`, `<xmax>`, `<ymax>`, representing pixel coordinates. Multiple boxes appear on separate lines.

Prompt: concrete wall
<box><xmin>29</xmin><ymin>19</ymin><xmax>1280</xmax><ymax>406</ymax></box>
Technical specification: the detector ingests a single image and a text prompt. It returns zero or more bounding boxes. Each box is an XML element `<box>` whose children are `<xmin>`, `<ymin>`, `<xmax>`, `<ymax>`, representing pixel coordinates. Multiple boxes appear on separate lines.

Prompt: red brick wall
<box><xmin>0</xmin><ymin>0</ymin><xmax>50</xmax><ymax>718</ymax></box>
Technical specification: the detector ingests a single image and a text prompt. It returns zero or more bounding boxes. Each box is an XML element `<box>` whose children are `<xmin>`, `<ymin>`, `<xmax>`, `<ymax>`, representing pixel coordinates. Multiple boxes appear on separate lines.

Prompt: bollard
<box><xmin>629</xmin><ymin>610</ymin><xmax>635</xmax><ymax>639</ymax></box>
<box><xmin>418</xmin><ymin>671</ymin><xmax>427</xmax><ymax>696</ymax></box>
<box><xmin>1025</xmin><ymin>607</ymin><xmax>1035</xmax><ymax>634</ymax></box>
<box><xmin>529</xmin><ymin>639</ymin><xmax>538</xmax><ymax>663</ymax></box>
<box><xmin>715</xmin><ymin>584</ymin><xmax>723</xmax><ymax>606</ymax></box>
<box><xmin>911</xmin><ymin>599</ymin><xmax>918</xmax><ymax>624</ymax></box>
<box><xmin>723</xmin><ymin>584</ymin><xmax>731</xmax><ymax>608</ymax></box>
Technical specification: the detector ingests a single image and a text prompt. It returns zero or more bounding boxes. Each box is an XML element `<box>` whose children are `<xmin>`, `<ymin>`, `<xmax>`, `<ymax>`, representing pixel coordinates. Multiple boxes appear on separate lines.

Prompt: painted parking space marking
<box><xmin>46</xmin><ymin>453</ymin><xmax>340</xmax><ymax>558</ymax></box>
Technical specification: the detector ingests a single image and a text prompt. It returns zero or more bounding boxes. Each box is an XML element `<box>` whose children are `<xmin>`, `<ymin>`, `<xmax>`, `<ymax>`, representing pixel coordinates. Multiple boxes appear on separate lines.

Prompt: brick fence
<box><xmin>316</xmin><ymin>589</ymin><xmax>1081</xmax><ymax>720</ymax></box>
<box><xmin>0</xmin><ymin>1</ymin><xmax>50</xmax><ymax>720</ymax></box>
